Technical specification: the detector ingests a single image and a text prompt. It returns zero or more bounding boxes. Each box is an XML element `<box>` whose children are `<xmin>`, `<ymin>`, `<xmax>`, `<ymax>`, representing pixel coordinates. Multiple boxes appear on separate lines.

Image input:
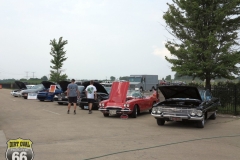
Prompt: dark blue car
<box><xmin>37</xmin><ymin>81</ymin><xmax>62</xmax><ymax>102</ymax></box>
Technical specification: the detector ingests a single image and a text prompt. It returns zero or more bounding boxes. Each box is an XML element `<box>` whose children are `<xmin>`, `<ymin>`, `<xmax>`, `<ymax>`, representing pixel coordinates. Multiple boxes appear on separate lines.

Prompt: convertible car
<box><xmin>151</xmin><ymin>86</ymin><xmax>220</xmax><ymax>128</ymax></box>
<box><xmin>37</xmin><ymin>81</ymin><xmax>62</xmax><ymax>101</ymax></box>
<box><xmin>79</xmin><ymin>81</ymin><xmax>109</xmax><ymax>110</ymax></box>
<box><xmin>98</xmin><ymin>81</ymin><xmax>158</xmax><ymax>118</ymax></box>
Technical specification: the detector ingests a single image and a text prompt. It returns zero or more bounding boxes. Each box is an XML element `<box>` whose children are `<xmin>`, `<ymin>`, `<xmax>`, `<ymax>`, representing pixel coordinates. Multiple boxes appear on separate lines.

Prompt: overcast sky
<box><xmin>0</xmin><ymin>0</ymin><xmax>176</xmax><ymax>80</ymax></box>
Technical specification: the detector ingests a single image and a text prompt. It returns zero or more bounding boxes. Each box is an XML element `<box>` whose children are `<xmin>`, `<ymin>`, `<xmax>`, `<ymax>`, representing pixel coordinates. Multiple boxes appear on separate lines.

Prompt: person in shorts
<box><xmin>85</xmin><ymin>80</ymin><xmax>97</xmax><ymax>114</ymax></box>
<box><xmin>67</xmin><ymin>79</ymin><xmax>80</xmax><ymax>114</ymax></box>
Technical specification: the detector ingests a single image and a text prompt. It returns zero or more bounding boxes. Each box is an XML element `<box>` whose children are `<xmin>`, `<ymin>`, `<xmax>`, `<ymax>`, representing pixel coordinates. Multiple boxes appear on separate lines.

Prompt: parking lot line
<box><xmin>43</xmin><ymin>109</ymin><xmax>61</xmax><ymax>115</ymax></box>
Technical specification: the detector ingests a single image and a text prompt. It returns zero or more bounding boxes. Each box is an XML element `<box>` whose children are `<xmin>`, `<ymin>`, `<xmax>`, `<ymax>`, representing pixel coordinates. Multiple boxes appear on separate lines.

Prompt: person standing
<box><xmin>85</xmin><ymin>80</ymin><xmax>97</xmax><ymax>114</ymax></box>
<box><xmin>67</xmin><ymin>79</ymin><xmax>80</xmax><ymax>114</ymax></box>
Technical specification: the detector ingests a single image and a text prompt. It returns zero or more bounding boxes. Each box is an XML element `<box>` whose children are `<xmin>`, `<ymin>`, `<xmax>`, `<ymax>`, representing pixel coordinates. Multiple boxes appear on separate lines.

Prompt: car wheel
<box><xmin>39</xmin><ymin>100</ymin><xmax>44</xmax><ymax>102</ymax></box>
<box><xmin>130</xmin><ymin>105</ymin><xmax>138</xmax><ymax>118</ymax></box>
<box><xmin>196</xmin><ymin>115</ymin><xmax>205</xmax><ymax>128</ymax></box>
<box><xmin>58</xmin><ymin>102</ymin><xmax>63</xmax><ymax>105</ymax></box>
<box><xmin>157</xmin><ymin>119</ymin><xmax>165</xmax><ymax>126</ymax></box>
<box><xmin>103</xmin><ymin>113</ymin><xmax>109</xmax><ymax>117</ymax></box>
<box><xmin>23</xmin><ymin>97</ymin><xmax>27</xmax><ymax>99</ymax></box>
<box><xmin>209</xmin><ymin>111</ymin><xmax>216</xmax><ymax>120</ymax></box>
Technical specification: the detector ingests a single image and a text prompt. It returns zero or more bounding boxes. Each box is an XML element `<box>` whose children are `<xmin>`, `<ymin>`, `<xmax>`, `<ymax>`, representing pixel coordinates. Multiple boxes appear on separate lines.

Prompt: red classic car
<box><xmin>98</xmin><ymin>81</ymin><xmax>159</xmax><ymax>118</ymax></box>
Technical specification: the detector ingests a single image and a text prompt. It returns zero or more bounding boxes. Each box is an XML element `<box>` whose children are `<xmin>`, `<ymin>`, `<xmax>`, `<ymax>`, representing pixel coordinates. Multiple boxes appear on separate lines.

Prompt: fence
<box><xmin>211</xmin><ymin>85</ymin><xmax>240</xmax><ymax>115</ymax></box>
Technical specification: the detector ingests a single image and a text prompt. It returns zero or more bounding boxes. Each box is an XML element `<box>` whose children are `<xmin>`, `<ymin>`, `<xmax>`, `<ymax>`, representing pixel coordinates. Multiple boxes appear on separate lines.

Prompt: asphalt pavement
<box><xmin>0</xmin><ymin>88</ymin><xmax>240</xmax><ymax>160</ymax></box>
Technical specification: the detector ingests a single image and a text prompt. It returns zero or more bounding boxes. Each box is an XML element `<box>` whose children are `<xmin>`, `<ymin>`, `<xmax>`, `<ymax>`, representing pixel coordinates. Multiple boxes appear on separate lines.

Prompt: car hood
<box><xmin>108</xmin><ymin>81</ymin><xmax>129</xmax><ymax>103</ymax></box>
<box><xmin>15</xmin><ymin>81</ymin><xmax>27</xmax><ymax>89</ymax></box>
<box><xmin>58</xmin><ymin>81</ymin><xmax>71</xmax><ymax>92</ymax></box>
<box><xmin>82</xmin><ymin>81</ymin><xmax>108</xmax><ymax>95</ymax></box>
<box><xmin>158</xmin><ymin>86</ymin><xmax>202</xmax><ymax>101</ymax></box>
<box><xmin>41</xmin><ymin>81</ymin><xmax>56</xmax><ymax>89</ymax></box>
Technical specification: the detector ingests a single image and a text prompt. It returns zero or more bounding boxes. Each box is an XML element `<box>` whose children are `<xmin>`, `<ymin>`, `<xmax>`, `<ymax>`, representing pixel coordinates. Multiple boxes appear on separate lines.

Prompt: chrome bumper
<box><xmin>151</xmin><ymin>113</ymin><xmax>204</xmax><ymax>120</ymax></box>
<box><xmin>99</xmin><ymin>108</ymin><xmax>132</xmax><ymax>113</ymax></box>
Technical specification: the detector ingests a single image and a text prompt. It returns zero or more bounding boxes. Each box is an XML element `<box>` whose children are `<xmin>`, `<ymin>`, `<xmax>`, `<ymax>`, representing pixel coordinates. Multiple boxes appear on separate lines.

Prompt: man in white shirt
<box><xmin>85</xmin><ymin>80</ymin><xmax>97</xmax><ymax>114</ymax></box>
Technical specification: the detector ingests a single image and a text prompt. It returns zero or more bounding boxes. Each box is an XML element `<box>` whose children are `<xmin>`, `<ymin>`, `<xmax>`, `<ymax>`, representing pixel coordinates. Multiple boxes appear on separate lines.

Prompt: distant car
<box><xmin>11</xmin><ymin>81</ymin><xmax>35</xmax><ymax>97</ymax></box>
<box><xmin>151</xmin><ymin>86</ymin><xmax>220</xmax><ymax>128</ymax></box>
<box><xmin>99</xmin><ymin>81</ymin><xmax>159</xmax><ymax>118</ymax></box>
<box><xmin>78</xmin><ymin>81</ymin><xmax>109</xmax><ymax>110</ymax></box>
<box><xmin>57</xmin><ymin>81</ymin><xmax>85</xmax><ymax>105</ymax></box>
<box><xmin>20</xmin><ymin>84</ymin><xmax>45</xmax><ymax>99</ymax></box>
<box><xmin>37</xmin><ymin>81</ymin><xmax>62</xmax><ymax>102</ymax></box>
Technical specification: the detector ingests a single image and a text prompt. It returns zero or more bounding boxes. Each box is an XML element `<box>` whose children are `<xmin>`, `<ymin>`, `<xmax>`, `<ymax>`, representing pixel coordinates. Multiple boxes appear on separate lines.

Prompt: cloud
<box><xmin>152</xmin><ymin>45</ymin><xmax>173</xmax><ymax>59</ymax></box>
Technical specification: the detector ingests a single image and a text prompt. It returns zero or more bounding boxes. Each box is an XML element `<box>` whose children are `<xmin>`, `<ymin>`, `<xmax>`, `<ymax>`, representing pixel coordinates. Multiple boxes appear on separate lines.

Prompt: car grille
<box><xmin>161</xmin><ymin>108</ymin><xmax>191</xmax><ymax>115</ymax></box>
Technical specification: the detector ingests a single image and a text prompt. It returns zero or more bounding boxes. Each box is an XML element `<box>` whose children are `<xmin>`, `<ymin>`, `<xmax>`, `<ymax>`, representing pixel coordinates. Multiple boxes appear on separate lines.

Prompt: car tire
<box><xmin>157</xmin><ymin>119</ymin><xmax>165</xmax><ymax>126</ymax></box>
<box><xmin>209</xmin><ymin>111</ymin><xmax>216</xmax><ymax>120</ymax></box>
<box><xmin>23</xmin><ymin>97</ymin><xmax>27</xmax><ymax>99</ymax></box>
<box><xmin>103</xmin><ymin>113</ymin><xmax>109</xmax><ymax>117</ymax></box>
<box><xmin>196</xmin><ymin>115</ymin><xmax>205</xmax><ymax>128</ymax></box>
<box><xmin>40</xmin><ymin>100</ymin><xmax>44</xmax><ymax>102</ymax></box>
<box><xmin>130</xmin><ymin>105</ymin><xmax>138</xmax><ymax>118</ymax></box>
<box><xmin>58</xmin><ymin>102</ymin><xmax>63</xmax><ymax>105</ymax></box>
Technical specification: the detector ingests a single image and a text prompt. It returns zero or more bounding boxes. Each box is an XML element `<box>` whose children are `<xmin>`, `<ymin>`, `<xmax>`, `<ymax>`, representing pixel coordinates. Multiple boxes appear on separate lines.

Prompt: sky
<box><xmin>0</xmin><ymin>0</ymin><xmax>176</xmax><ymax>81</ymax></box>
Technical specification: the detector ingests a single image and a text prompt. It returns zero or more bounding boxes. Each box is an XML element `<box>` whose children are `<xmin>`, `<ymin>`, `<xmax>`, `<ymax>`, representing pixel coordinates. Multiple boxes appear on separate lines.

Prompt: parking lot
<box><xmin>0</xmin><ymin>88</ymin><xmax>240</xmax><ymax>160</ymax></box>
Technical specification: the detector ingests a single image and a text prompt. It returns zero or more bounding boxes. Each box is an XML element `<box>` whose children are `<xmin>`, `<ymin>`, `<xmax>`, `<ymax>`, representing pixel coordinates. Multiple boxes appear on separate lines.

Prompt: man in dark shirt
<box><xmin>67</xmin><ymin>79</ymin><xmax>80</xmax><ymax>114</ymax></box>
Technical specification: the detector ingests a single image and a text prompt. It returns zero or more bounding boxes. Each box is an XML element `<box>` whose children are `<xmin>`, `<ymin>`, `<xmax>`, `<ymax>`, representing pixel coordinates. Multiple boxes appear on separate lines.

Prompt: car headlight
<box><xmin>152</xmin><ymin>107</ymin><xmax>162</xmax><ymax>114</ymax></box>
<box><xmin>101</xmin><ymin>103</ymin><xmax>104</xmax><ymax>107</ymax></box>
<box><xmin>196</xmin><ymin>110</ymin><xmax>202</xmax><ymax>117</ymax></box>
<box><xmin>124</xmin><ymin>104</ymin><xmax>126</xmax><ymax>107</ymax></box>
<box><xmin>190</xmin><ymin>109</ymin><xmax>197</xmax><ymax>116</ymax></box>
<box><xmin>126</xmin><ymin>104</ymin><xmax>129</xmax><ymax>108</ymax></box>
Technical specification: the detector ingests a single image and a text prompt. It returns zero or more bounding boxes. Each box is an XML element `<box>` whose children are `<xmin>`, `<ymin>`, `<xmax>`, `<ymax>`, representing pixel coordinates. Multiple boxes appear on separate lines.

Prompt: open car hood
<box><xmin>159</xmin><ymin>86</ymin><xmax>202</xmax><ymax>101</ymax></box>
<box><xmin>82</xmin><ymin>81</ymin><xmax>108</xmax><ymax>95</ymax></box>
<box><xmin>41</xmin><ymin>81</ymin><xmax>56</xmax><ymax>89</ymax></box>
<box><xmin>58</xmin><ymin>81</ymin><xmax>71</xmax><ymax>92</ymax></box>
<box><xmin>15</xmin><ymin>81</ymin><xmax>27</xmax><ymax>89</ymax></box>
<box><xmin>108</xmin><ymin>81</ymin><xmax>129</xmax><ymax>103</ymax></box>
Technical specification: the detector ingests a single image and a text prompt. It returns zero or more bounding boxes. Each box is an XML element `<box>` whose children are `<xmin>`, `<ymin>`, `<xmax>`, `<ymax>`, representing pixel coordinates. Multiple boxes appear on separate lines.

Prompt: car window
<box><xmin>78</xmin><ymin>86</ymin><xmax>85</xmax><ymax>93</ymax></box>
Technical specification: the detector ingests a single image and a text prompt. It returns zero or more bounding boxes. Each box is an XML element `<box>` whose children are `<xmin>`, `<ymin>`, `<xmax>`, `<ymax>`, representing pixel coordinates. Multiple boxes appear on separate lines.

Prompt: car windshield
<box><xmin>31</xmin><ymin>84</ymin><xmax>43</xmax><ymax>89</ymax></box>
<box><xmin>127</xmin><ymin>90</ymin><xmax>142</xmax><ymax>98</ymax></box>
<box><xmin>129</xmin><ymin>77</ymin><xmax>142</xmax><ymax>83</ymax></box>
<box><xmin>104</xmin><ymin>87</ymin><xmax>111</xmax><ymax>94</ymax></box>
<box><xmin>78</xmin><ymin>86</ymin><xmax>85</xmax><ymax>92</ymax></box>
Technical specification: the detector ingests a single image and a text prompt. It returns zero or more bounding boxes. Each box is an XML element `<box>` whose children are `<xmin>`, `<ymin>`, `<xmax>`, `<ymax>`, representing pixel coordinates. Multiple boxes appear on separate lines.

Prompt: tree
<box><xmin>163</xmin><ymin>0</ymin><xmax>240</xmax><ymax>90</ymax></box>
<box><xmin>110</xmin><ymin>76</ymin><xmax>116</xmax><ymax>81</ymax></box>
<box><xmin>165</xmin><ymin>75</ymin><xmax>171</xmax><ymax>81</ymax></box>
<box><xmin>119</xmin><ymin>76</ymin><xmax>129</xmax><ymax>81</ymax></box>
<box><xmin>41</xmin><ymin>76</ymin><xmax>48</xmax><ymax>81</ymax></box>
<box><xmin>49</xmin><ymin>37</ymin><xmax>68</xmax><ymax>82</ymax></box>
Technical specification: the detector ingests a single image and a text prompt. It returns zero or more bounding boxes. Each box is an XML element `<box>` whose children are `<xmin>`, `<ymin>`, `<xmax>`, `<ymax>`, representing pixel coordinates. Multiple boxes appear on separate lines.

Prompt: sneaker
<box><xmin>67</xmin><ymin>110</ymin><xmax>69</xmax><ymax>114</ymax></box>
<box><xmin>74</xmin><ymin>110</ymin><xmax>76</xmax><ymax>115</ymax></box>
<box><xmin>88</xmin><ymin>110</ymin><xmax>92</xmax><ymax>114</ymax></box>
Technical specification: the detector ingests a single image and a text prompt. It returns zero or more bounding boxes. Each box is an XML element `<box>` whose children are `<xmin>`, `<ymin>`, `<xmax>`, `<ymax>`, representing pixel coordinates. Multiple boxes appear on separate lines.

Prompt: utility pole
<box><xmin>32</xmin><ymin>72</ymin><xmax>35</xmax><ymax>78</ymax></box>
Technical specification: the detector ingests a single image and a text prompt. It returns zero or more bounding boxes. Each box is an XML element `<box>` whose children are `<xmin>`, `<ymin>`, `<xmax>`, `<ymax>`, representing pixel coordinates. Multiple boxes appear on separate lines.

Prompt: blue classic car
<box><xmin>37</xmin><ymin>81</ymin><xmax>62</xmax><ymax>102</ymax></box>
<box><xmin>151</xmin><ymin>86</ymin><xmax>220</xmax><ymax>128</ymax></box>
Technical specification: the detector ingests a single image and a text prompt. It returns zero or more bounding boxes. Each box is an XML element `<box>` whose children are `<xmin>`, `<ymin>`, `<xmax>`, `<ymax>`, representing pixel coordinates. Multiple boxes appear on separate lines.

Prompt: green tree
<box><xmin>163</xmin><ymin>0</ymin><xmax>240</xmax><ymax>90</ymax></box>
<box><xmin>119</xmin><ymin>76</ymin><xmax>129</xmax><ymax>81</ymax></box>
<box><xmin>165</xmin><ymin>75</ymin><xmax>171</xmax><ymax>81</ymax></box>
<box><xmin>49</xmin><ymin>37</ymin><xmax>68</xmax><ymax>82</ymax></box>
<box><xmin>41</xmin><ymin>76</ymin><xmax>48</xmax><ymax>81</ymax></box>
<box><xmin>110</xmin><ymin>76</ymin><xmax>116</xmax><ymax>81</ymax></box>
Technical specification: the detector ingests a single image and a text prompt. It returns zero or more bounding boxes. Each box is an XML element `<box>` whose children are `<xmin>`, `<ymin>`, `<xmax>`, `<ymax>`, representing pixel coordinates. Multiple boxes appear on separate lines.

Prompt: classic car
<box><xmin>10</xmin><ymin>81</ymin><xmax>35</xmax><ymax>97</ymax></box>
<box><xmin>57</xmin><ymin>81</ymin><xmax>85</xmax><ymax>105</ymax></box>
<box><xmin>37</xmin><ymin>81</ymin><xmax>62</xmax><ymax>102</ymax></box>
<box><xmin>151</xmin><ymin>86</ymin><xmax>220</xmax><ymax>128</ymax></box>
<box><xmin>99</xmin><ymin>81</ymin><xmax>158</xmax><ymax>118</ymax></box>
<box><xmin>20</xmin><ymin>84</ymin><xmax>45</xmax><ymax>99</ymax></box>
<box><xmin>79</xmin><ymin>81</ymin><xmax>109</xmax><ymax>110</ymax></box>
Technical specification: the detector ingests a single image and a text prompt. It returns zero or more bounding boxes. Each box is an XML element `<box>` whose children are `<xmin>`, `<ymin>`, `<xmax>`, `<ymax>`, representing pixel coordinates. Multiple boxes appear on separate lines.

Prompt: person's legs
<box><xmin>88</xmin><ymin>99</ymin><xmax>93</xmax><ymax>114</ymax></box>
<box><xmin>67</xmin><ymin>97</ymin><xmax>72</xmax><ymax>114</ymax></box>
